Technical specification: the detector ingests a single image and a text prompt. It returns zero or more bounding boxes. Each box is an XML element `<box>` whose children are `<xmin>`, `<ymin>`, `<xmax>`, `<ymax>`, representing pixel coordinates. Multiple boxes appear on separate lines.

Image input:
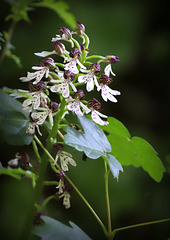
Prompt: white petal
<box><xmin>86</xmin><ymin>78</ymin><xmax>94</xmax><ymax>92</ymax></box>
<box><xmin>77</xmin><ymin>59</ymin><xmax>86</xmax><ymax>69</ymax></box>
<box><xmin>104</xmin><ymin>64</ymin><xmax>116</xmax><ymax>77</ymax></box>
<box><xmin>69</xmin><ymin>82</ymin><xmax>77</xmax><ymax>92</ymax></box>
<box><xmin>91</xmin><ymin>111</ymin><xmax>108</xmax><ymax>126</ymax></box>
<box><xmin>93</xmin><ymin>75</ymin><xmax>100</xmax><ymax>89</ymax></box>
<box><xmin>77</xmin><ymin>75</ymin><xmax>86</xmax><ymax>83</ymax></box>
<box><xmin>80</xmin><ymin>102</ymin><xmax>91</xmax><ymax>114</ymax></box>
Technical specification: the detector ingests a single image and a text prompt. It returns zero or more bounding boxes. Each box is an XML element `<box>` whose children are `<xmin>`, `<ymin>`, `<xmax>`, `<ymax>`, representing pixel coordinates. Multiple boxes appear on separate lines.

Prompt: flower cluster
<box><xmin>19</xmin><ymin>22</ymin><xmax>120</xmax><ymax>133</ymax></box>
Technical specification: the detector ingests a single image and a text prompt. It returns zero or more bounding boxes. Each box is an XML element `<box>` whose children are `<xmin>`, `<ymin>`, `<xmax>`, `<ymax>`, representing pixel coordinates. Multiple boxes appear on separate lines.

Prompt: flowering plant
<box><xmin>0</xmin><ymin>1</ymin><xmax>169</xmax><ymax>240</ymax></box>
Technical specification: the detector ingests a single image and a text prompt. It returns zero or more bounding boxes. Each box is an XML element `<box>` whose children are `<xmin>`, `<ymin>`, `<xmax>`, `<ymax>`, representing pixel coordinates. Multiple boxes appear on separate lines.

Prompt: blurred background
<box><xmin>0</xmin><ymin>0</ymin><xmax>170</xmax><ymax>239</ymax></box>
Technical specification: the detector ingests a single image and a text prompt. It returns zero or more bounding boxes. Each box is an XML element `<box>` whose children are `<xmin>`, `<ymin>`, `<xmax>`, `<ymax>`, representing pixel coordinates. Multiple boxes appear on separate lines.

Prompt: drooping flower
<box><xmin>87</xmin><ymin>98</ymin><xmax>108</xmax><ymax>126</ymax></box>
<box><xmin>97</xmin><ymin>74</ymin><xmax>121</xmax><ymax>102</ymax></box>
<box><xmin>53</xmin><ymin>143</ymin><xmax>76</xmax><ymax>171</ymax></box>
<box><xmin>20</xmin><ymin>58</ymin><xmax>55</xmax><ymax>84</ymax></box>
<box><xmin>66</xmin><ymin>90</ymin><xmax>90</xmax><ymax>116</ymax></box>
<box><xmin>56</xmin><ymin>170</ymin><xmax>65</xmax><ymax>194</ymax></box>
<box><xmin>64</xmin><ymin>48</ymin><xmax>86</xmax><ymax>74</ymax></box>
<box><xmin>50</xmin><ymin>70</ymin><xmax>77</xmax><ymax>98</ymax></box>
<box><xmin>78</xmin><ymin>63</ymin><xmax>101</xmax><ymax>91</ymax></box>
<box><xmin>59</xmin><ymin>191</ymin><xmax>71</xmax><ymax>209</ymax></box>
<box><xmin>104</xmin><ymin>55</ymin><xmax>120</xmax><ymax>77</ymax></box>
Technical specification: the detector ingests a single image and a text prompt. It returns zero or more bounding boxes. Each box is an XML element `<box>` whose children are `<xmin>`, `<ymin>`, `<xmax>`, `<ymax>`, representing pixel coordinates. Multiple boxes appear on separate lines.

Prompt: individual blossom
<box><xmin>56</xmin><ymin>170</ymin><xmax>65</xmax><ymax>194</ymax></box>
<box><xmin>53</xmin><ymin>143</ymin><xmax>77</xmax><ymax>171</ymax></box>
<box><xmin>8</xmin><ymin>152</ymin><xmax>29</xmax><ymax>170</ymax></box>
<box><xmin>78</xmin><ymin>63</ymin><xmax>101</xmax><ymax>92</ymax></box>
<box><xmin>22</xmin><ymin>81</ymin><xmax>47</xmax><ymax>111</ymax></box>
<box><xmin>66</xmin><ymin>90</ymin><xmax>90</xmax><ymax>116</ymax></box>
<box><xmin>74</xmin><ymin>22</ymin><xmax>86</xmax><ymax>44</ymax></box>
<box><xmin>59</xmin><ymin>191</ymin><xmax>71</xmax><ymax>209</ymax></box>
<box><xmin>50</xmin><ymin>70</ymin><xmax>77</xmax><ymax>98</ymax></box>
<box><xmin>64</xmin><ymin>48</ymin><xmax>86</xmax><ymax>74</ymax></box>
<box><xmin>20</xmin><ymin>58</ymin><xmax>55</xmax><ymax>85</ymax></box>
<box><xmin>103</xmin><ymin>55</ymin><xmax>120</xmax><ymax>77</ymax></box>
<box><xmin>97</xmin><ymin>74</ymin><xmax>121</xmax><ymax>102</ymax></box>
<box><xmin>51</xmin><ymin>27</ymin><xmax>74</xmax><ymax>47</ymax></box>
<box><xmin>87</xmin><ymin>98</ymin><xmax>108</xmax><ymax>126</ymax></box>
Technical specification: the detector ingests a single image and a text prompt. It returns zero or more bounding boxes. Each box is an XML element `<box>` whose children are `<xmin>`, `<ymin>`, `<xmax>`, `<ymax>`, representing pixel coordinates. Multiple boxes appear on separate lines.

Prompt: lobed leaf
<box><xmin>101</xmin><ymin>117</ymin><xmax>165</xmax><ymax>182</ymax></box>
<box><xmin>33</xmin><ymin>216</ymin><xmax>92</xmax><ymax>240</ymax></box>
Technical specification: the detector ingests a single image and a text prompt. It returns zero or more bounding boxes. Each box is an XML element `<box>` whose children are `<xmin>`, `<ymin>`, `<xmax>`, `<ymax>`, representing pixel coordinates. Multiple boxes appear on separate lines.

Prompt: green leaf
<box><xmin>0</xmin><ymin>91</ymin><xmax>33</xmax><ymax>145</ymax></box>
<box><xmin>33</xmin><ymin>216</ymin><xmax>92</xmax><ymax>240</ymax></box>
<box><xmin>64</xmin><ymin>115</ymin><xmax>123</xmax><ymax>179</ymax></box>
<box><xmin>31</xmin><ymin>0</ymin><xmax>76</xmax><ymax>28</ymax></box>
<box><xmin>101</xmin><ymin>117</ymin><xmax>165</xmax><ymax>182</ymax></box>
<box><xmin>6</xmin><ymin>50</ymin><xmax>22</xmax><ymax>67</ymax></box>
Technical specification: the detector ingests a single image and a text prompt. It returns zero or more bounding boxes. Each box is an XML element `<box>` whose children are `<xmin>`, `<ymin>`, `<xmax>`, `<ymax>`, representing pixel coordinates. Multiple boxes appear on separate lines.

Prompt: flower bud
<box><xmin>73</xmin><ymin>89</ymin><xmax>85</xmax><ymax>100</ymax></box>
<box><xmin>87</xmin><ymin>98</ymin><xmax>103</xmax><ymax>111</ymax></box>
<box><xmin>41</xmin><ymin>57</ymin><xmax>55</xmax><ymax>68</ymax></box>
<box><xmin>69</xmin><ymin>48</ymin><xmax>81</xmax><ymax>59</ymax></box>
<box><xmin>56</xmin><ymin>170</ymin><xmax>65</xmax><ymax>180</ymax></box>
<box><xmin>53</xmin><ymin>41</ymin><xmax>65</xmax><ymax>56</ymax></box>
<box><xmin>64</xmin><ymin>70</ymin><xmax>75</xmax><ymax>81</ymax></box>
<box><xmin>53</xmin><ymin>143</ymin><xmax>64</xmax><ymax>152</ymax></box>
<box><xmin>89</xmin><ymin>63</ymin><xmax>101</xmax><ymax>74</ymax></box>
<box><xmin>29</xmin><ymin>81</ymin><xmax>45</xmax><ymax>92</ymax></box>
<box><xmin>20</xmin><ymin>152</ymin><xmax>29</xmax><ymax>170</ymax></box>
<box><xmin>105</xmin><ymin>55</ymin><xmax>120</xmax><ymax>64</ymax></box>
<box><xmin>49</xmin><ymin>101</ymin><xmax>59</xmax><ymax>113</ymax></box>
<box><xmin>58</xmin><ymin>27</ymin><xmax>72</xmax><ymax>40</ymax></box>
<box><xmin>75</xmin><ymin>22</ymin><xmax>85</xmax><ymax>36</ymax></box>
<box><xmin>98</xmin><ymin>74</ymin><xmax>113</xmax><ymax>86</ymax></box>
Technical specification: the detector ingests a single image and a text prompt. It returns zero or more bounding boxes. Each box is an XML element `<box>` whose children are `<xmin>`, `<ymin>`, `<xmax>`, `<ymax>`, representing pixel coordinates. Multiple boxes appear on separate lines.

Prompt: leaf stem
<box><xmin>112</xmin><ymin>218</ymin><xmax>170</xmax><ymax>238</ymax></box>
<box><xmin>0</xmin><ymin>20</ymin><xmax>17</xmax><ymax>66</ymax></box>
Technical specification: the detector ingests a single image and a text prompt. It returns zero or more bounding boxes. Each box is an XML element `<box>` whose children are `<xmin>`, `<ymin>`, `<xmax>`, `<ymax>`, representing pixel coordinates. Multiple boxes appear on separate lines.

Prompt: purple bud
<box><xmin>76</xmin><ymin>22</ymin><xmax>85</xmax><ymax>35</ymax></box>
<box><xmin>64</xmin><ymin>70</ymin><xmax>75</xmax><ymax>81</ymax></box>
<box><xmin>29</xmin><ymin>81</ymin><xmax>45</xmax><ymax>92</ymax></box>
<box><xmin>58</xmin><ymin>27</ymin><xmax>72</xmax><ymax>40</ymax></box>
<box><xmin>49</xmin><ymin>101</ymin><xmax>59</xmax><ymax>113</ymax></box>
<box><xmin>56</xmin><ymin>170</ymin><xmax>65</xmax><ymax>179</ymax></box>
<box><xmin>53</xmin><ymin>143</ymin><xmax>64</xmax><ymax>152</ymax></box>
<box><xmin>70</xmin><ymin>48</ymin><xmax>81</xmax><ymax>59</ymax></box>
<box><xmin>87</xmin><ymin>98</ymin><xmax>103</xmax><ymax>111</ymax></box>
<box><xmin>98</xmin><ymin>74</ymin><xmax>113</xmax><ymax>86</ymax></box>
<box><xmin>74</xmin><ymin>89</ymin><xmax>85</xmax><ymax>100</ymax></box>
<box><xmin>41</xmin><ymin>58</ymin><xmax>55</xmax><ymax>68</ymax></box>
<box><xmin>53</xmin><ymin>41</ymin><xmax>65</xmax><ymax>56</ymax></box>
<box><xmin>20</xmin><ymin>152</ymin><xmax>29</xmax><ymax>170</ymax></box>
<box><xmin>89</xmin><ymin>63</ymin><xmax>101</xmax><ymax>74</ymax></box>
<box><xmin>105</xmin><ymin>55</ymin><xmax>120</xmax><ymax>64</ymax></box>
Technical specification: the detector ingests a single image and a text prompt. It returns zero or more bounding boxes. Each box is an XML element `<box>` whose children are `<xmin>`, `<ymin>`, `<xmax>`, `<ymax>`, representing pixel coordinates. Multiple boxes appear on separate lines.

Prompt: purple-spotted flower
<box><xmin>97</xmin><ymin>74</ymin><xmax>121</xmax><ymax>102</ymax></box>
<box><xmin>53</xmin><ymin>143</ymin><xmax>76</xmax><ymax>172</ymax></box>
<box><xmin>78</xmin><ymin>63</ymin><xmax>101</xmax><ymax>92</ymax></box>
<box><xmin>51</xmin><ymin>27</ymin><xmax>74</xmax><ymax>47</ymax></box>
<box><xmin>59</xmin><ymin>191</ymin><xmax>71</xmax><ymax>209</ymax></box>
<box><xmin>20</xmin><ymin>58</ymin><xmax>55</xmax><ymax>84</ymax></box>
<box><xmin>103</xmin><ymin>55</ymin><xmax>120</xmax><ymax>77</ymax></box>
<box><xmin>50</xmin><ymin>70</ymin><xmax>77</xmax><ymax>98</ymax></box>
<box><xmin>64</xmin><ymin>48</ymin><xmax>86</xmax><ymax>74</ymax></box>
<box><xmin>22</xmin><ymin>82</ymin><xmax>47</xmax><ymax>111</ymax></box>
<box><xmin>66</xmin><ymin>90</ymin><xmax>90</xmax><ymax>116</ymax></box>
<box><xmin>87</xmin><ymin>98</ymin><xmax>108</xmax><ymax>126</ymax></box>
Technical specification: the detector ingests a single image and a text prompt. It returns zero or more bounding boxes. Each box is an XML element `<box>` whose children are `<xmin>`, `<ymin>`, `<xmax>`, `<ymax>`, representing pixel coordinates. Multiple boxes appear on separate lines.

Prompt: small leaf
<box><xmin>33</xmin><ymin>216</ymin><xmax>92</xmax><ymax>240</ymax></box>
<box><xmin>101</xmin><ymin>117</ymin><xmax>165</xmax><ymax>182</ymax></box>
<box><xmin>31</xmin><ymin>0</ymin><xmax>76</xmax><ymax>28</ymax></box>
<box><xmin>0</xmin><ymin>91</ymin><xmax>33</xmax><ymax>145</ymax></box>
<box><xmin>6</xmin><ymin>50</ymin><xmax>22</xmax><ymax>67</ymax></box>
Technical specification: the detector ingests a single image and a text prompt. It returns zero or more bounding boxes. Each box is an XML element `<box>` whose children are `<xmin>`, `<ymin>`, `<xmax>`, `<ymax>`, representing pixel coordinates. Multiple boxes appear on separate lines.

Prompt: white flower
<box><xmin>20</xmin><ymin>66</ymin><xmax>49</xmax><ymax>85</ymax></box>
<box><xmin>104</xmin><ymin>64</ymin><xmax>116</xmax><ymax>77</ymax></box>
<box><xmin>55</xmin><ymin>151</ymin><xmax>76</xmax><ymax>171</ymax></box>
<box><xmin>91</xmin><ymin>111</ymin><xmax>108</xmax><ymax>126</ymax></box>
<box><xmin>66</xmin><ymin>97</ymin><xmax>90</xmax><ymax>116</ymax></box>
<box><xmin>98</xmin><ymin>85</ymin><xmax>120</xmax><ymax>102</ymax></box>
<box><xmin>51</xmin><ymin>79</ymin><xmax>77</xmax><ymax>98</ymax></box>
<box><xmin>22</xmin><ymin>92</ymin><xmax>47</xmax><ymax>111</ymax></box>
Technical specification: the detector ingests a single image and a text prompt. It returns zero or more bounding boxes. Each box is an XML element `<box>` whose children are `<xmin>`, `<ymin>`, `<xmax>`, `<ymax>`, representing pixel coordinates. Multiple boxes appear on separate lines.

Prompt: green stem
<box><xmin>34</xmin><ymin>136</ymin><xmax>108</xmax><ymax>237</ymax></box>
<box><xmin>0</xmin><ymin>20</ymin><xmax>17</xmax><ymax>66</ymax></box>
<box><xmin>32</xmin><ymin>139</ymin><xmax>41</xmax><ymax>163</ymax></box>
<box><xmin>104</xmin><ymin>159</ymin><xmax>112</xmax><ymax>237</ymax></box>
<box><xmin>112</xmin><ymin>218</ymin><xmax>170</xmax><ymax>238</ymax></box>
<box><xmin>85</xmin><ymin>55</ymin><xmax>105</xmax><ymax>61</ymax></box>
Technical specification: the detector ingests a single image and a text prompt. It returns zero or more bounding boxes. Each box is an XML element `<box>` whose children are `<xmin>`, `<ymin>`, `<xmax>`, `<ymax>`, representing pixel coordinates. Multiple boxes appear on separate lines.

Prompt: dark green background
<box><xmin>0</xmin><ymin>0</ymin><xmax>170</xmax><ymax>239</ymax></box>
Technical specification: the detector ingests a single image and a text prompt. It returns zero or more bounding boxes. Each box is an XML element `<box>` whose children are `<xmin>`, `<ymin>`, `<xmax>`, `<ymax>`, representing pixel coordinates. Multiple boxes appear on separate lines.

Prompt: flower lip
<box><xmin>58</xmin><ymin>27</ymin><xmax>72</xmax><ymax>40</ymax></box>
<box><xmin>87</xmin><ymin>98</ymin><xmax>103</xmax><ymax>111</ymax></box>
<box><xmin>98</xmin><ymin>74</ymin><xmax>113</xmax><ymax>86</ymax></box>
<box><xmin>89</xmin><ymin>63</ymin><xmax>101</xmax><ymax>74</ymax></box>
<box><xmin>29</xmin><ymin>81</ymin><xmax>46</xmax><ymax>92</ymax></box>
<box><xmin>105</xmin><ymin>55</ymin><xmax>120</xmax><ymax>64</ymax></box>
<box><xmin>70</xmin><ymin>48</ymin><xmax>81</xmax><ymax>59</ymax></box>
<box><xmin>64</xmin><ymin>70</ymin><xmax>75</xmax><ymax>81</ymax></box>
